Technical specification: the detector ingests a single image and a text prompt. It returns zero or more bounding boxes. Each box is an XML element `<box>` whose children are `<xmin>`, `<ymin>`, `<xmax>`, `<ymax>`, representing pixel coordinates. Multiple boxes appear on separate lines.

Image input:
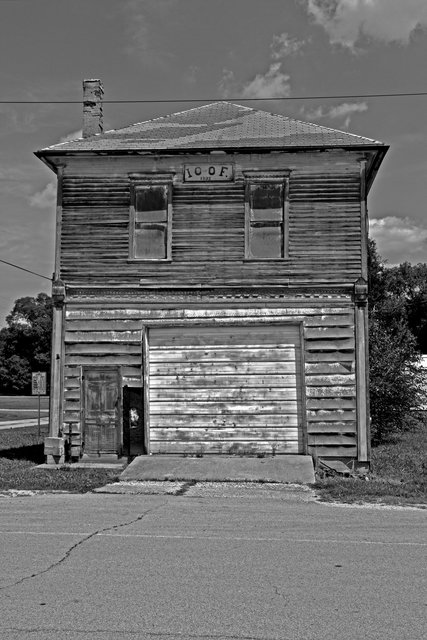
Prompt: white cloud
<box><xmin>241</xmin><ymin>63</ymin><xmax>291</xmax><ymax>99</ymax></box>
<box><xmin>218</xmin><ymin>69</ymin><xmax>236</xmax><ymax>99</ymax></box>
<box><xmin>369</xmin><ymin>217</ymin><xmax>427</xmax><ymax>265</ymax></box>
<box><xmin>185</xmin><ymin>65</ymin><xmax>200</xmax><ymax>85</ymax></box>
<box><xmin>0</xmin><ymin>105</ymin><xmax>51</xmax><ymax>137</ymax></box>
<box><xmin>303</xmin><ymin>101</ymin><xmax>367</xmax><ymax>128</ymax></box>
<box><xmin>328</xmin><ymin>102</ymin><xmax>368</xmax><ymax>118</ymax></box>
<box><xmin>60</xmin><ymin>129</ymin><xmax>82</xmax><ymax>143</ymax></box>
<box><xmin>219</xmin><ymin>30</ymin><xmax>301</xmax><ymax>100</ymax></box>
<box><xmin>0</xmin><ymin>163</ymin><xmax>36</xmax><ymax>196</ymax></box>
<box><xmin>305</xmin><ymin>0</ymin><xmax>427</xmax><ymax>49</ymax></box>
<box><xmin>271</xmin><ymin>32</ymin><xmax>306</xmax><ymax>58</ymax></box>
<box><xmin>123</xmin><ymin>0</ymin><xmax>177</xmax><ymax>66</ymax></box>
<box><xmin>219</xmin><ymin>63</ymin><xmax>291</xmax><ymax>99</ymax></box>
<box><xmin>0</xmin><ymin>164</ymin><xmax>29</xmax><ymax>182</ymax></box>
<box><xmin>29</xmin><ymin>182</ymin><xmax>56</xmax><ymax>209</ymax></box>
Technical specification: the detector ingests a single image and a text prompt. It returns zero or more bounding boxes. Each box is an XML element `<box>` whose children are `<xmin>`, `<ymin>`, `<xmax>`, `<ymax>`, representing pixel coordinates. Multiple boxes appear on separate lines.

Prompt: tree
<box><xmin>0</xmin><ymin>293</ymin><xmax>52</xmax><ymax>395</ymax></box>
<box><xmin>384</xmin><ymin>261</ymin><xmax>427</xmax><ymax>353</ymax></box>
<box><xmin>368</xmin><ymin>241</ymin><xmax>426</xmax><ymax>444</ymax></box>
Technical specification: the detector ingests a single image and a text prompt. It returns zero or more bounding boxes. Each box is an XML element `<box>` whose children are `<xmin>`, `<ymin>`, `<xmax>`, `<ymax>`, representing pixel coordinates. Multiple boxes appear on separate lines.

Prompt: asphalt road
<box><xmin>0</xmin><ymin>486</ymin><xmax>425</xmax><ymax>640</ymax></box>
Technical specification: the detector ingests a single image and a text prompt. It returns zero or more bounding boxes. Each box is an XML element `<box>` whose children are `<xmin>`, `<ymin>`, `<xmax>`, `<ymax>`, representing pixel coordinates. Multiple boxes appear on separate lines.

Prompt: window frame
<box><xmin>128</xmin><ymin>174</ymin><xmax>174</xmax><ymax>262</ymax></box>
<box><xmin>243</xmin><ymin>171</ymin><xmax>290</xmax><ymax>261</ymax></box>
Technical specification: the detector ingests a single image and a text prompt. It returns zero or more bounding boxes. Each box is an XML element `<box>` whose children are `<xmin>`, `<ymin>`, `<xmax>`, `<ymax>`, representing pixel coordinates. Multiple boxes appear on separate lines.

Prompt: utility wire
<box><xmin>1</xmin><ymin>91</ymin><xmax>427</xmax><ymax>104</ymax></box>
<box><xmin>0</xmin><ymin>259</ymin><xmax>52</xmax><ymax>281</ymax></box>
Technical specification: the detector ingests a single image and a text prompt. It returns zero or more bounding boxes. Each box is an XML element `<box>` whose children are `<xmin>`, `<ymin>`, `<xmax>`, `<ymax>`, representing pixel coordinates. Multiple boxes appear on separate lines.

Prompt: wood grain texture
<box><xmin>55</xmin><ymin>148</ymin><xmax>366</xmax><ymax>458</ymax></box>
<box><xmin>148</xmin><ymin>324</ymin><xmax>304</xmax><ymax>454</ymax></box>
<box><xmin>60</xmin><ymin>302</ymin><xmax>357</xmax><ymax>457</ymax></box>
<box><xmin>59</xmin><ymin>153</ymin><xmax>363</xmax><ymax>287</ymax></box>
<box><xmin>150</xmin><ymin>441</ymin><xmax>301</xmax><ymax>455</ymax></box>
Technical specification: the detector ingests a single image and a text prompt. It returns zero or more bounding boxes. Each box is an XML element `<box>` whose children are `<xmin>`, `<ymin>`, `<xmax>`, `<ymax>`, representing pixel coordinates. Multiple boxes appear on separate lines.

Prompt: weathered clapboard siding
<box><xmin>173</xmin><ymin>184</ymin><xmax>245</xmax><ymax>261</ymax></box>
<box><xmin>61</xmin><ymin>300</ymin><xmax>357</xmax><ymax>457</ymax></box>
<box><xmin>148</xmin><ymin>324</ymin><xmax>303</xmax><ymax>455</ymax></box>
<box><xmin>151</xmin><ymin>442</ymin><xmax>300</xmax><ymax>455</ymax></box>
<box><xmin>59</xmin><ymin>151</ymin><xmax>363</xmax><ymax>287</ymax></box>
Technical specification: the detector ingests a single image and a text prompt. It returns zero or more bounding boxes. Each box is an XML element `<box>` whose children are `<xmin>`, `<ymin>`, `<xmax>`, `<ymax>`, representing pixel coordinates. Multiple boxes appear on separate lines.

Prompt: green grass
<box><xmin>0</xmin><ymin>410</ymin><xmax>49</xmax><ymax>421</ymax></box>
<box><xmin>0</xmin><ymin>423</ymin><xmax>120</xmax><ymax>493</ymax></box>
<box><xmin>314</xmin><ymin>419</ymin><xmax>427</xmax><ymax>506</ymax></box>
<box><xmin>0</xmin><ymin>395</ymin><xmax>49</xmax><ymax>411</ymax></box>
<box><xmin>0</xmin><ymin>424</ymin><xmax>49</xmax><ymax>451</ymax></box>
<box><xmin>0</xmin><ymin>395</ymin><xmax>50</xmax><ymax>423</ymax></box>
<box><xmin>1</xmin><ymin>410</ymin><xmax>426</xmax><ymax>502</ymax></box>
<box><xmin>0</xmin><ymin>458</ymin><xmax>120</xmax><ymax>493</ymax></box>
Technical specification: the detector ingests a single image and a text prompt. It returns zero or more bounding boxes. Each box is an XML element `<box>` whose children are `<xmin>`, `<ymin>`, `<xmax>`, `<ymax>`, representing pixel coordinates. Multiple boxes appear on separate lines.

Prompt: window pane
<box><xmin>249</xmin><ymin>225</ymin><xmax>283</xmax><ymax>258</ymax></box>
<box><xmin>250</xmin><ymin>184</ymin><xmax>283</xmax><ymax>209</ymax></box>
<box><xmin>250</xmin><ymin>208</ymin><xmax>283</xmax><ymax>222</ymax></box>
<box><xmin>134</xmin><ymin>224</ymin><xmax>167</xmax><ymax>259</ymax></box>
<box><xmin>136</xmin><ymin>186</ymin><xmax>167</xmax><ymax>212</ymax></box>
<box><xmin>136</xmin><ymin>209</ymin><xmax>167</xmax><ymax>223</ymax></box>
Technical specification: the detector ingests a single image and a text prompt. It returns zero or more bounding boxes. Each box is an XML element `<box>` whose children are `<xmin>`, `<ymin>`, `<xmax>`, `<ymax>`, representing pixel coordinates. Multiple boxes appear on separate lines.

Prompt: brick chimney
<box><xmin>82</xmin><ymin>79</ymin><xmax>104</xmax><ymax>138</ymax></box>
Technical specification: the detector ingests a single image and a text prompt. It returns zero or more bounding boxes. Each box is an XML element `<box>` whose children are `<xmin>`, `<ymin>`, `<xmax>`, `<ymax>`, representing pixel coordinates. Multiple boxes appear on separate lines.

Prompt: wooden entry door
<box><xmin>83</xmin><ymin>368</ymin><xmax>121</xmax><ymax>456</ymax></box>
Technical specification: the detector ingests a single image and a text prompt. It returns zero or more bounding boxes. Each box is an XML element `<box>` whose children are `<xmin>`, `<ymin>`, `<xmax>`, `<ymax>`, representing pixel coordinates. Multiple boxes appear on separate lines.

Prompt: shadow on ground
<box><xmin>0</xmin><ymin>444</ymin><xmax>44</xmax><ymax>463</ymax></box>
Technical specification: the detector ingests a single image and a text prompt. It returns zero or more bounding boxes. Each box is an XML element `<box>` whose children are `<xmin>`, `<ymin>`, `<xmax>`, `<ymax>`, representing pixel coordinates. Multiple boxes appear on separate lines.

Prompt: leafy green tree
<box><xmin>385</xmin><ymin>261</ymin><xmax>427</xmax><ymax>353</ymax></box>
<box><xmin>368</xmin><ymin>241</ymin><xmax>426</xmax><ymax>444</ymax></box>
<box><xmin>0</xmin><ymin>293</ymin><xmax>52</xmax><ymax>395</ymax></box>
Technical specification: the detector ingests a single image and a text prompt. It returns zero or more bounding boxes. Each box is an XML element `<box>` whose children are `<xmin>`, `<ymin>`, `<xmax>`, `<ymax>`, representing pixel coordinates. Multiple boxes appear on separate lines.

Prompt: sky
<box><xmin>1</xmin><ymin>0</ymin><xmax>427</xmax><ymax>326</ymax></box>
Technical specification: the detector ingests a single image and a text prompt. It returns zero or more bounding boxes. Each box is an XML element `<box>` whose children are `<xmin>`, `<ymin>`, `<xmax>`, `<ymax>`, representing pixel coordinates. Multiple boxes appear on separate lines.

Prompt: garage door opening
<box><xmin>147</xmin><ymin>324</ymin><xmax>305</xmax><ymax>455</ymax></box>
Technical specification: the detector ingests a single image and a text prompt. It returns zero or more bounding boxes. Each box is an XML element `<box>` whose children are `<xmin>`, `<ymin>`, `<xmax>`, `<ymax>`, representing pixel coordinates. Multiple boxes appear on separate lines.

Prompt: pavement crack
<box><xmin>0</xmin><ymin>502</ymin><xmax>167</xmax><ymax>593</ymax></box>
<box><xmin>273</xmin><ymin>585</ymin><xmax>288</xmax><ymax>602</ymax></box>
<box><xmin>174</xmin><ymin>480</ymin><xmax>197</xmax><ymax>496</ymax></box>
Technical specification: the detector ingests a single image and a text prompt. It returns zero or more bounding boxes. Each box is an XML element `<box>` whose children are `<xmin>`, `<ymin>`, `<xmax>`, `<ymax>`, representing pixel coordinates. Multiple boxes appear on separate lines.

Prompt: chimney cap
<box><xmin>83</xmin><ymin>78</ymin><xmax>104</xmax><ymax>86</ymax></box>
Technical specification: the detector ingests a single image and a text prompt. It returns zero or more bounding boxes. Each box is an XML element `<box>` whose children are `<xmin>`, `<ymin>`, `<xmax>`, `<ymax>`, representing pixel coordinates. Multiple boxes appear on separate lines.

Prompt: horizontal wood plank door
<box><xmin>148</xmin><ymin>325</ymin><xmax>304</xmax><ymax>454</ymax></box>
<box><xmin>83</xmin><ymin>368</ymin><xmax>121</xmax><ymax>455</ymax></box>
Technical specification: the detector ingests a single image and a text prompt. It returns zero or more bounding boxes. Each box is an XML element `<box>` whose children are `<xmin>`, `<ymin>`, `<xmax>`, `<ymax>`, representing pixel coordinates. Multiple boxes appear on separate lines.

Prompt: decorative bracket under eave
<box><xmin>354</xmin><ymin>277</ymin><xmax>368</xmax><ymax>306</ymax></box>
<box><xmin>52</xmin><ymin>279</ymin><xmax>66</xmax><ymax>308</ymax></box>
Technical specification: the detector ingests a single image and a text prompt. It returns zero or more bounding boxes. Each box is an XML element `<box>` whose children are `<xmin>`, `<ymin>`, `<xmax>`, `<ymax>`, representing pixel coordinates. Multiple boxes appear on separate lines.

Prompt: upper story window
<box><xmin>244</xmin><ymin>172</ymin><xmax>289</xmax><ymax>260</ymax></box>
<box><xmin>129</xmin><ymin>175</ymin><xmax>173</xmax><ymax>261</ymax></box>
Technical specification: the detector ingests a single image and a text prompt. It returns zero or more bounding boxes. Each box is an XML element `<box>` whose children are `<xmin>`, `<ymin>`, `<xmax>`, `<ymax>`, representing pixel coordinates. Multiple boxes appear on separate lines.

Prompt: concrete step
<box><xmin>121</xmin><ymin>455</ymin><xmax>315</xmax><ymax>484</ymax></box>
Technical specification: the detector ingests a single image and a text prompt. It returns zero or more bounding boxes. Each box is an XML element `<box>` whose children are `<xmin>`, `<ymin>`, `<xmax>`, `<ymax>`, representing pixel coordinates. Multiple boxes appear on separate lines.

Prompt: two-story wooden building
<box><xmin>37</xmin><ymin>80</ymin><xmax>388</xmax><ymax>468</ymax></box>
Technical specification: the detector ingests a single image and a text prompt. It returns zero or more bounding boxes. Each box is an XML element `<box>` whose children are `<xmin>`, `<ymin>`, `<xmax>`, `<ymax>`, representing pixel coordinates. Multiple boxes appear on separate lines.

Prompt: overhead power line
<box><xmin>0</xmin><ymin>259</ymin><xmax>52</xmax><ymax>282</ymax></box>
<box><xmin>1</xmin><ymin>91</ymin><xmax>427</xmax><ymax>104</ymax></box>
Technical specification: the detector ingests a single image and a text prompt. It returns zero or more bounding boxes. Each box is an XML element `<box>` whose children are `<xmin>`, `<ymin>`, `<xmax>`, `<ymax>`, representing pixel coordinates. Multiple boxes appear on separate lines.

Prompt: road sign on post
<box><xmin>32</xmin><ymin>372</ymin><xmax>47</xmax><ymax>396</ymax></box>
<box><xmin>32</xmin><ymin>372</ymin><xmax>47</xmax><ymax>437</ymax></box>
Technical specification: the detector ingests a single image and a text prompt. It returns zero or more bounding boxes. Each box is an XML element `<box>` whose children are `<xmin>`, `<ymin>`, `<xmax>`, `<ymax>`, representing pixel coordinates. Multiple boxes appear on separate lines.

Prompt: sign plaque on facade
<box><xmin>184</xmin><ymin>164</ymin><xmax>234</xmax><ymax>182</ymax></box>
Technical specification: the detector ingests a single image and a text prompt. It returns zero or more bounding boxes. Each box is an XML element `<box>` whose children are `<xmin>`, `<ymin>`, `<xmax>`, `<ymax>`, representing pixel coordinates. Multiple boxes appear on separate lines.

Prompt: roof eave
<box><xmin>34</xmin><ymin>150</ymin><xmax>60</xmax><ymax>173</ymax></box>
<box><xmin>365</xmin><ymin>145</ymin><xmax>389</xmax><ymax>194</ymax></box>
<box><xmin>35</xmin><ymin>142</ymin><xmax>388</xmax><ymax>159</ymax></box>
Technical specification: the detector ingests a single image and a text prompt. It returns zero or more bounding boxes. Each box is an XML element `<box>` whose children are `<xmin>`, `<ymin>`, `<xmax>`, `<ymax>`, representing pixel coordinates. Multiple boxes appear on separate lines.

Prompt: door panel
<box><xmin>83</xmin><ymin>368</ymin><xmax>121</xmax><ymax>455</ymax></box>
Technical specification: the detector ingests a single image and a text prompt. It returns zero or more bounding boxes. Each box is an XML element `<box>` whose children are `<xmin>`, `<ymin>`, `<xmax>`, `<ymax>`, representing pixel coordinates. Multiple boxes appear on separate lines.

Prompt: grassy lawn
<box><xmin>0</xmin><ymin>424</ymin><xmax>120</xmax><ymax>493</ymax></box>
<box><xmin>1</xmin><ymin>409</ymin><xmax>425</xmax><ymax>502</ymax></box>
<box><xmin>314</xmin><ymin>418</ymin><xmax>427</xmax><ymax>506</ymax></box>
<box><xmin>0</xmin><ymin>395</ymin><xmax>50</xmax><ymax>411</ymax></box>
<box><xmin>0</xmin><ymin>424</ymin><xmax>49</xmax><ymax>450</ymax></box>
<box><xmin>0</xmin><ymin>411</ymin><xmax>49</xmax><ymax>421</ymax></box>
<box><xmin>0</xmin><ymin>459</ymin><xmax>120</xmax><ymax>493</ymax></box>
<box><xmin>0</xmin><ymin>395</ymin><xmax>50</xmax><ymax>422</ymax></box>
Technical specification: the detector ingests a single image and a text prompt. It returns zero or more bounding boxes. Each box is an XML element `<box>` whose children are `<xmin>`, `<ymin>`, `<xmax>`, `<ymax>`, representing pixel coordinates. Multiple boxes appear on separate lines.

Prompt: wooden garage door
<box><xmin>148</xmin><ymin>325</ymin><xmax>304</xmax><ymax>455</ymax></box>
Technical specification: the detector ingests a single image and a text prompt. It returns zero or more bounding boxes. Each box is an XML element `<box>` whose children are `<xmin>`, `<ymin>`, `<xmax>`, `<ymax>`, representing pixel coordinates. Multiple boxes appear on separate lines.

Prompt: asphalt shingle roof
<box><xmin>39</xmin><ymin>101</ymin><xmax>385</xmax><ymax>153</ymax></box>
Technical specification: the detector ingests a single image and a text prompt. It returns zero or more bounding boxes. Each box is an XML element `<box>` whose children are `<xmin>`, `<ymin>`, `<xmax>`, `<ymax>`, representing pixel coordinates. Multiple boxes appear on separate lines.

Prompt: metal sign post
<box><xmin>32</xmin><ymin>372</ymin><xmax>47</xmax><ymax>438</ymax></box>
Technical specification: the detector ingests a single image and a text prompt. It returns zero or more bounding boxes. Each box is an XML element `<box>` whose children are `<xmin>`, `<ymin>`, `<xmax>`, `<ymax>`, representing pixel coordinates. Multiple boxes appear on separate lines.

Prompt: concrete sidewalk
<box><xmin>121</xmin><ymin>455</ymin><xmax>315</xmax><ymax>484</ymax></box>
